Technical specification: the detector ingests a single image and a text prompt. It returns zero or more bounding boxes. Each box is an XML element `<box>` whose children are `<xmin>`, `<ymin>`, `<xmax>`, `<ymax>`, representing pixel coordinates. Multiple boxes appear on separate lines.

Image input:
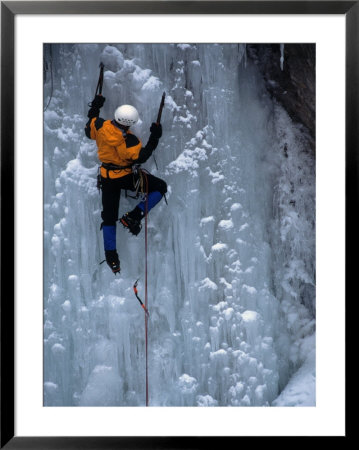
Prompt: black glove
<box><xmin>87</xmin><ymin>106</ymin><xmax>100</xmax><ymax>119</ymax></box>
<box><xmin>150</xmin><ymin>122</ymin><xmax>162</xmax><ymax>139</ymax></box>
<box><xmin>90</xmin><ymin>95</ymin><xmax>106</xmax><ymax>109</ymax></box>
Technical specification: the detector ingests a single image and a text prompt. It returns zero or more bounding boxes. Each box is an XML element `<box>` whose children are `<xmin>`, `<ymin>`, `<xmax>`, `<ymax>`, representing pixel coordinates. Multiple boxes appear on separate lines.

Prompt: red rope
<box><xmin>144</xmin><ymin>171</ymin><xmax>149</xmax><ymax>407</ymax></box>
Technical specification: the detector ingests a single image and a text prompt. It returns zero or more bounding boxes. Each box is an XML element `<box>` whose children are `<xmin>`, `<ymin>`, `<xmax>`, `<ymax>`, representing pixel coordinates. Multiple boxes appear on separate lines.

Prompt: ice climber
<box><xmin>85</xmin><ymin>94</ymin><xmax>167</xmax><ymax>274</ymax></box>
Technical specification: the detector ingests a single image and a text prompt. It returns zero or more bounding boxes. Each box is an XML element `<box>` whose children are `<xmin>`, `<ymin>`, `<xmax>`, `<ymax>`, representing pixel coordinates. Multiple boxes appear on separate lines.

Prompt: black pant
<box><xmin>101</xmin><ymin>172</ymin><xmax>167</xmax><ymax>226</ymax></box>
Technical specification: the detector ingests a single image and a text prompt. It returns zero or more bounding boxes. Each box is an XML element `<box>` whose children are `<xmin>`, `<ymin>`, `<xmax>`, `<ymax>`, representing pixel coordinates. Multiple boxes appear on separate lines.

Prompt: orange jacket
<box><xmin>87</xmin><ymin>117</ymin><xmax>142</xmax><ymax>179</ymax></box>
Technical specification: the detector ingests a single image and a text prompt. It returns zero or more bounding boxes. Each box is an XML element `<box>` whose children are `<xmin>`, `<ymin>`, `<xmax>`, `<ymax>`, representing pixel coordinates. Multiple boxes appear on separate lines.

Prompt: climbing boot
<box><xmin>119</xmin><ymin>206</ymin><xmax>143</xmax><ymax>236</ymax></box>
<box><xmin>105</xmin><ymin>250</ymin><xmax>121</xmax><ymax>274</ymax></box>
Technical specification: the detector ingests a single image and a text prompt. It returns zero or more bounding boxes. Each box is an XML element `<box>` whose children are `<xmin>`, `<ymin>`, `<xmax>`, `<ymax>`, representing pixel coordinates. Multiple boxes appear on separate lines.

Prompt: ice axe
<box><xmin>133</xmin><ymin>279</ymin><xmax>150</xmax><ymax>317</ymax></box>
<box><xmin>95</xmin><ymin>62</ymin><xmax>105</xmax><ymax>96</ymax></box>
<box><xmin>88</xmin><ymin>62</ymin><xmax>105</xmax><ymax>107</ymax></box>
<box><xmin>156</xmin><ymin>91</ymin><xmax>166</xmax><ymax>125</ymax></box>
<box><xmin>152</xmin><ymin>92</ymin><xmax>166</xmax><ymax>170</ymax></box>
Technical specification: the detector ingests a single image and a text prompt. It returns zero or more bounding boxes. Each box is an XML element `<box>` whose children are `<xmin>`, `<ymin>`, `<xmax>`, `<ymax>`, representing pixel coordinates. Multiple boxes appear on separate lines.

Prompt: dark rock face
<box><xmin>247</xmin><ymin>44</ymin><xmax>315</xmax><ymax>151</ymax></box>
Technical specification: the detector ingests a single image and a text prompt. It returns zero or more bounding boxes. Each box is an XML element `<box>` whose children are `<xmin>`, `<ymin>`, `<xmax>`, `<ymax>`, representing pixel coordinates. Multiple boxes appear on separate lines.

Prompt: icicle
<box><xmin>280</xmin><ymin>44</ymin><xmax>285</xmax><ymax>71</ymax></box>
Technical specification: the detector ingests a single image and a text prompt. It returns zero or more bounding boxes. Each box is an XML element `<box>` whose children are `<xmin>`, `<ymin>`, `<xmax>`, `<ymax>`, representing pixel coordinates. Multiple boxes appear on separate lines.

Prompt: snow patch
<box><xmin>218</xmin><ymin>219</ymin><xmax>234</xmax><ymax>230</ymax></box>
<box><xmin>61</xmin><ymin>300</ymin><xmax>72</xmax><ymax>312</ymax></box>
<box><xmin>100</xmin><ymin>45</ymin><xmax>124</xmax><ymax>71</ymax></box>
<box><xmin>211</xmin><ymin>242</ymin><xmax>228</xmax><ymax>252</ymax></box>
<box><xmin>51</xmin><ymin>343</ymin><xmax>65</xmax><ymax>354</ymax></box>
<box><xmin>178</xmin><ymin>374</ymin><xmax>198</xmax><ymax>394</ymax></box>
<box><xmin>272</xmin><ymin>346</ymin><xmax>315</xmax><ymax>406</ymax></box>
<box><xmin>230</xmin><ymin>203</ymin><xmax>242</xmax><ymax>211</ymax></box>
<box><xmin>177</xmin><ymin>44</ymin><xmax>192</xmax><ymax>50</ymax></box>
<box><xmin>200</xmin><ymin>216</ymin><xmax>214</xmax><ymax>225</ymax></box>
<box><xmin>141</xmin><ymin>75</ymin><xmax>161</xmax><ymax>92</ymax></box>
<box><xmin>167</xmin><ymin>146</ymin><xmax>207</xmax><ymax>175</ymax></box>
<box><xmin>242</xmin><ymin>310</ymin><xmax>259</xmax><ymax>322</ymax></box>
<box><xmin>198</xmin><ymin>277</ymin><xmax>218</xmax><ymax>291</ymax></box>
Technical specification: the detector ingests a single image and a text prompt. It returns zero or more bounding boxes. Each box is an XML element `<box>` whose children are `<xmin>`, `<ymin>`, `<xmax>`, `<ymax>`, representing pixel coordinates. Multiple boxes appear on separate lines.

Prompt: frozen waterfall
<box><xmin>43</xmin><ymin>43</ymin><xmax>315</xmax><ymax>407</ymax></box>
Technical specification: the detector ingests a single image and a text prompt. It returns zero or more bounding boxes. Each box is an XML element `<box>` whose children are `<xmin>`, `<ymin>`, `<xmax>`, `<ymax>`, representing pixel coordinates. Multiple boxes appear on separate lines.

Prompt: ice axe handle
<box><xmin>156</xmin><ymin>92</ymin><xmax>166</xmax><ymax>125</ymax></box>
<box><xmin>96</xmin><ymin>62</ymin><xmax>105</xmax><ymax>96</ymax></box>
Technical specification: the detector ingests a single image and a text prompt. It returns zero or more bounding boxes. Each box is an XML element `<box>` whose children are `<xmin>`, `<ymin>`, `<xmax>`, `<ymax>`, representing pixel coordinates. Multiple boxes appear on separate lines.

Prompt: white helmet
<box><xmin>114</xmin><ymin>104</ymin><xmax>139</xmax><ymax>126</ymax></box>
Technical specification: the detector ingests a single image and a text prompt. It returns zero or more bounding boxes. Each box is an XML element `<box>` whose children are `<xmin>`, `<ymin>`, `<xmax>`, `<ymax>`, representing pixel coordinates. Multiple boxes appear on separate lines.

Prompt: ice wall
<box><xmin>43</xmin><ymin>44</ymin><xmax>315</xmax><ymax>406</ymax></box>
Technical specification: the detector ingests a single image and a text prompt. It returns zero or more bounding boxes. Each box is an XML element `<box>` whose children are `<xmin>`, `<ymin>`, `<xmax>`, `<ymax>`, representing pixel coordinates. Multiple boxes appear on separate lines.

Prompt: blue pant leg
<box><xmin>137</xmin><ymin>191</ymin><xmax>163</xmax><ymax>214</ymax></box>
<box><xmin>103</xmin><ymin>225</ymin><xmax>116</xmax><ymax>251</ymax></box>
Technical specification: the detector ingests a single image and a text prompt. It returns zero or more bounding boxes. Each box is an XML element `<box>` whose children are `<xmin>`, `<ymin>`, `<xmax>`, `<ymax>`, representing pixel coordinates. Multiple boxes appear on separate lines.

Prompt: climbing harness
<box><xmin>126</xmin><ymin>167</ymin><xmax>146</xmax><ymax>200</ymax></box>
<box><xmin>97</xmin><ymin>162</ymin><xmax>136</xmax><ymax>193</ymax></box>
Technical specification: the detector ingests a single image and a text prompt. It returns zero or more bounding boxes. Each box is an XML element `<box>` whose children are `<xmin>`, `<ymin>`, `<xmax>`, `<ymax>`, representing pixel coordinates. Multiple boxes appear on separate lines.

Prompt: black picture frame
<box><xmin>1</xmin><ymin>1</ymin><xmax>354</xmax><ymax>447</ymax></box>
